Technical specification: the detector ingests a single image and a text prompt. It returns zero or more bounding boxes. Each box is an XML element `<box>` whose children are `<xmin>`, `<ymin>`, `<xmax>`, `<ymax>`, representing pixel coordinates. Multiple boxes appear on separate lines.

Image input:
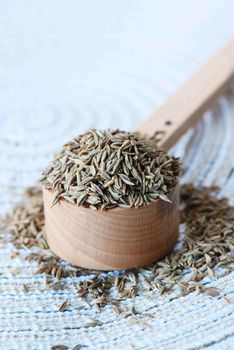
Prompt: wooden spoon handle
<box><xmin>136</xmin><ymin>38</ymin><xmax>234</xmax><ymax>150</ymax></box>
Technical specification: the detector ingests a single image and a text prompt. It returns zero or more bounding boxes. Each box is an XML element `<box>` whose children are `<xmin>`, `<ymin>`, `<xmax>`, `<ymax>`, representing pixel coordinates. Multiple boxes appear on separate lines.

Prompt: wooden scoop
<box><xmin>43</xmin><ymin>38</ymin><xmax>234</xmax><ymax>270</ymax></box>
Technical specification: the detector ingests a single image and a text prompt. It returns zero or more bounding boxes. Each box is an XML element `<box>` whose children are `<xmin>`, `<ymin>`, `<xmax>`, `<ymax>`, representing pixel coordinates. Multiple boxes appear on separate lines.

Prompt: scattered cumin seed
<box><xmin>82</xmin><ymin>320</ymin><xmax>102</xmax><ymax>328</ymax></box>
<box><xmin>51</xmin><ymin>346</ymin><xmax>68</xmax><ymax>350</ymax></box>
<box><xmin>72</xmin><ymin>346</ymin><xmax>82</xmax><ymax>350</ymax></box>
<box><xmin>200</xmin><ymin>286</ymin><xmax>221</xmax><ymax>297</ymax></box>
<box><xmin>21</xmin><ymin>283</ymin><xmax>29</xmax><ymax>293</ymax></box>
<box><xmin>58</xmin><ymin>299</ymin><xmax>68</xmax><ymax>312</ymax></box>
<box><xmin>10</xmin><ymin>250</ymin><xmax>19</xmax><ymax>259</ymax></box>
<box><xmin>223</xmin><ymin>296</ymin><xmax>232</xmax><ymax>304</ymax></box>
<box><xmin>112</xmin><ymin>305</ymin><xmax>121</xmax><ymax>315</ymax></box>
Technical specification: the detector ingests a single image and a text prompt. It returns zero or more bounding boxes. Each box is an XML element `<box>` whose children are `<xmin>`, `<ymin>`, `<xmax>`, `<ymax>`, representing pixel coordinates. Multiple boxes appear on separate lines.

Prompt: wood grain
<box><xmin>43</xmin><ymin>186</ymin><xmax>179</xmax><ymax>270</ymax></box>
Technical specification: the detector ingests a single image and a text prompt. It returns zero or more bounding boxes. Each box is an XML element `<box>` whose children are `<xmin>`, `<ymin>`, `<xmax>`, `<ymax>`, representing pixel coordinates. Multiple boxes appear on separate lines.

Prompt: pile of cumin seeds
<box><xmin>1</xmin><ymin>187</ymin><xmax>47</xmax><ymax>250</ymax></box>
<box><xmin>41</xmin><ymin>129</ymin><xmax>181</xmax><ymax>209</ymax></box>
<box><xmin>149</xmin><ymin>184</ymin><xmax>234</xmax><ymax>296</ymax></box>
<box><xmin>1</xmin><ymin>183</ymin><xmax>234</xmax><ymax>308</ymax></box>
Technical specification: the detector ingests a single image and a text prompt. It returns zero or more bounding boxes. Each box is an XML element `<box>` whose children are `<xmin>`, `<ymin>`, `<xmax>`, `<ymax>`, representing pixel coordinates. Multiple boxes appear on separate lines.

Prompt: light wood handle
<box><xmin>136</xmin><ymin>38</ymin><xmax>234</xmax><ymax>150</ymax></box>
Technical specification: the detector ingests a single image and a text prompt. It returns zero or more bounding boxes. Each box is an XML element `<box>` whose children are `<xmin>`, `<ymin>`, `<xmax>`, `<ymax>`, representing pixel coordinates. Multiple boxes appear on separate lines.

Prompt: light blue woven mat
<box><xmin>0</xmin><ymin>2</ymin><xmax>234</xmax><ymax>349</ymax></box>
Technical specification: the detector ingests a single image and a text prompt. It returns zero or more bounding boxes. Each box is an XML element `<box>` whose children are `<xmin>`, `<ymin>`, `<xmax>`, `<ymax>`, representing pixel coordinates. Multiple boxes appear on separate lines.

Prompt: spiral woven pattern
<box><xmin>0</xmin><ymin>1</ymin><xmax>234</xmax><ymax>349</ymax></box>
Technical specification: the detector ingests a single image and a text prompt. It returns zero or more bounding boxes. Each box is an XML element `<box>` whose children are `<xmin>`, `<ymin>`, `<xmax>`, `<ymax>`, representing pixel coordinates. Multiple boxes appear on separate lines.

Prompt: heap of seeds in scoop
<box><xmin>1</xmin><ymin>183</ymin><xmax>234</xmax><ymax>309</ymax></box>
<box><xmin>41</xmin><ymin>129</ymin><xmax>181</xmax><ymax>209</ymax></box>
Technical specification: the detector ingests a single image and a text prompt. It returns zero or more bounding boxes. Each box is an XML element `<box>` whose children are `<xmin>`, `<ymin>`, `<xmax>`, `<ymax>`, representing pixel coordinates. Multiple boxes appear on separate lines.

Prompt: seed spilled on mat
<box><xmin>1</xmin><ymin>166</ymin><xmax>234</xmax><ymax>310</ymax></box>
<box><xmin>1</xmin><ymin>130</ymin><xmax>234</xmax><ymax>309</ymax></box>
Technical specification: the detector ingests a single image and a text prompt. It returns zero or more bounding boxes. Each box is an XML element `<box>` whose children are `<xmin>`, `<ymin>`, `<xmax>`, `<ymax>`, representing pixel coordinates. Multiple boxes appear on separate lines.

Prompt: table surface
<box><xmin>0</xmin><ymin>1</ymin><xmax>234</xmax><ymax>349</ymax></box>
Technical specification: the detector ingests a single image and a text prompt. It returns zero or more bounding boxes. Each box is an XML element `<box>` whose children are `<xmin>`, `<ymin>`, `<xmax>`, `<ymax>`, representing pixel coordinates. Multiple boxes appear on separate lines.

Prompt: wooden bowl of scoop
<box><xmin>43</xmin><ymin>185</ymin><xmax>179</xmax><ymax>270</ymax></box>
<box><xmin>43</xmin><ymin>38</ymin><xmax>234</xmax><ymax>270</ymax></box>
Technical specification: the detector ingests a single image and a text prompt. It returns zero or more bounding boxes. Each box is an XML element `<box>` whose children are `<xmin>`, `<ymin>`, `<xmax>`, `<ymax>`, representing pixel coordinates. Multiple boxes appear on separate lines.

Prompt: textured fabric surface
<box><xmin>0</xmin><ymin>2</ymin><xmax>234</xmax><ymax>350</ymax></box>
<box><xmin>1</xmin><ymin>98</ymin><xmax>234</xmax><ymax>350</ymax></box>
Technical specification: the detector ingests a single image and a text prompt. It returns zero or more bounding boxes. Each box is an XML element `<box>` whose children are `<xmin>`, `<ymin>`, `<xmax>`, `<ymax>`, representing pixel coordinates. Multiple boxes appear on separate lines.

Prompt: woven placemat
<box><xmin>0</xmin><ymin>93</ymin><xmax>234</xmax><ymax>350</ymax></box>
<box><xmin>0</xmin><ymin>2</ymin><xmax>234</xmax><ymax>349</ymax></box>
